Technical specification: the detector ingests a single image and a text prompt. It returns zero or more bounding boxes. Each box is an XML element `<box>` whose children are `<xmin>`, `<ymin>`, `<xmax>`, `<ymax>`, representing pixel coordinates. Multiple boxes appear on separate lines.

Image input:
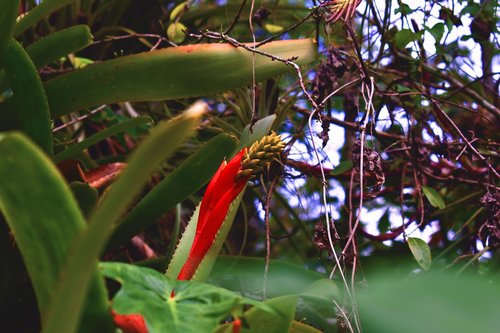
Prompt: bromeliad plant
<box><xmin>168</xmin><ymin>132</ymin><xmax>286</xmax><ymax>283</ymax></box>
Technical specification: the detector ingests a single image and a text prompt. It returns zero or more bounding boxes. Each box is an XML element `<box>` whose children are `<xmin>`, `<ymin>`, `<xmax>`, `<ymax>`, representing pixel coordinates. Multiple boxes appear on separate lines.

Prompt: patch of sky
<box><xmin>216</xmin><ymin>102</ymin><xmax>225</xmax><ymax>113</ymax></box>
<box><xmin>476</xmin><ymin>239</ymin><xmax>492</xmax><ymax>260</ymax></box>
<box><xmin>422</xmin><ymin>121</ymin><xmax>444</xmax><ymax>143</ymax></box>
<box><xmin>255</xmin><ymin>198</ymin><xmax>266</xmax><ymax>221</ymax></box>
<box><xmin>214</xmin><ymin>0</ymin><xmax>228</xmax><ymax>6</ymax></box>
<box><xmin>256</xmin><ymin>0</ymin><xmax>496</xmax><ymax>249</ymax></box>
<box><xmin>366</xmin><ymin>0</ymin><xmax>499</xmax><ymax>79</ymax></box>
<box><xmin>446</xmin><ymin>229</ymin><xmax>456</xmax><ymax>242</ymax></box>
<box><xmin>403</xmin><ymin>220</ymin><xmax>440</xmax><ymax>243</ymax></box>
<box><xmin>328</xmin><ymin>179</ymin><xmax>346</xmax><ymax>204</ymax></box>
<box><xmin>356</xmin><ymin>200</ymin><xmax>443</xmax><ymax>246</ymax></box>
<box><xmin>375</xmin><ymin>106</ymin><xmax>409</xmax><ymax>135</ymax></box>
<box><xmin>304</xmin><ymin>0</ymin><xmax>316</xmax><ymax>8</ymax></box>
<box><xmin>317</xmin><ymin>36</ymin><xmax>327</xmax><ymax>53</ymax></box>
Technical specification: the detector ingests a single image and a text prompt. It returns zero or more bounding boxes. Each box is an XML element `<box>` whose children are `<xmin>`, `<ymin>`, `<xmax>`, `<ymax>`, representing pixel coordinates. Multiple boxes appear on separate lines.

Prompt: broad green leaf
<box><xmin>289</xmin><ymin>321</ymin><xmax>323</xmax><ymax>333</ymax></box>
<box><xmin>43</xmin><ymin>102</ymin><xmax>204</xmax><ymax>333</ymax></box>
<box><xmin>296</xmin><ymin>279</ymin><xmax>339</xmax><ymax>333</ymax></box>
<box><xmin>332</xmin><ymin>160</ymin><xmax>353</xmax><ymax>175</ymax></box>
<box><xmin>422</xmin><ymin>185</ymin><xmax>446</xmax><ymax>209</ymax></box>
<box><xmin>101</xmin><ymin>262</ymin><xmax>272</xmax><ymax>333</ymax></box>
<box><xmin>240</xmin><ymin>295</ymin><xmax>297</xmax><ymax>333</ymax></box>
<box><xmin>407</xmin><ymin>237</ymin><xmax>432</xmax><ymax>270</ymax></box>
<box><xmin>53</xmin><ymin>115</ymin><xmax>153</xmax><ymax>163</ymax></box>
<box><xmin>299</xmin><ymin>279</ymin><xmax>340</xmax><ymax>302</ymax></box>
<box><xmin>44</xmin><ymin>39</ymin><xmax>317</xmax><ymax>117</ymax></box>
<box><xmin>358</xmin><ymin>271</ymin><xmax>500</xmax><ymax>333</ymax></box>
<box><xmin>0</xmin><ymin>0</ymin><xmax>19</xmax><ymax>66</ymax></box>
<box><xmin>460</xmin><ymin>2</ymin><xmax>481</xmax><ymax>17</ymax></box>
<box><xmin>3</xmin><ymin>39</ymin><xmax>52</xmax><ymax>154</ymax></box>
<box><xmin>69</xmin><ymin>182</ymin><xmax>98</xmax><ymax>218</ymax></box>
<box><xmin>238</xmin><ymin>114</ymin><xmax>277</xmax><ymax>149</ymax></box>
<box><xmin>27</xmin><ymin>25</ymin><xmax>93</xmax><ymax>68</ymax></box>
<box><xmin>14</xmin><ymin>0</ymin><xmax>76</xmax><ymax>36</ymax></box>
<box><xmin>0</xmin><ymin>132</ymin><xmax>113</xmax><ymax>332</ymax></box>
<box><xmin>182</xmin><ymin>2</ymin><xmax>310</xmax><ymax>28</ymax></box>
<box><xmin>428</xmin><ymin>23</ymin><xmax>445</xmax><ymax>44</ymax></box>
<box><xmin>394</xmin><ymin>29</ymin><xmax>419</xmax><ymax>48</ymax></box>
<box><xmin>0</xmin><ymin>25</ymin><xmax>94</xmax><ymax>92</ymax></box>
<box><xmin>107</xmin><ymin>133</ymin><xmax>238</xmax><ymax>251</ymax></box>
<box><xmin>208</xmin><ymin>256</ymin><xmax>332</xmax><ymax>299</ymax></box>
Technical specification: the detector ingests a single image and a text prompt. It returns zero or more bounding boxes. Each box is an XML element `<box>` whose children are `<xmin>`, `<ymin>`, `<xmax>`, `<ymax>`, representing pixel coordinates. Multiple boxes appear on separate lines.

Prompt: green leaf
<box><xmin>107</xmin><ymin>133</ymin><xmax>238</xmax><ymax>250</ymax></box>
<box><xmin>169</xmin><ymin>1</ymin><xmax>188</xmax><ymax>20</ymax></box>
<box><xmin>407</xmin><ymin>237</ymin><xmax>431</xmax><ymax>270</ymax></box>
<box><xmin>428</xmin><ymin>23</ymin><xmax>445</xmax><ymax>43</ymax></box>
<box><xmin>394</xmin><ymin>29</ymin><xmax>420</xmax><ymax>49</ymax></box>
<box><xmin>70</xmin><ymin>56</ymin><xmax>93</xmax><ymax>69</ymax></box>
<box><xmin>296</xmin><ymin>279</ymin><xmax>339</xmax><ymax>333</ymax></box>
<box><xmin>27</xmin><ymin>25</ymin><xmax>94</xmax><ymax>68</ymax></box>
<box><xmin>215</xmin><ymin>296</ymin><xmax>298</xmax><ymax>333</ymax></box>
<box><xmin>43</xmin><ymin>102</ymin><xmax>204</xmax><ymax>333</ymax></box>
<box><xmin>422</xmin><ymin>185</ymin><xmax>446</xmax><ymax>209</ymax></box>
<box><xmin>264</xmin><ymin>23</ymin><xmax>284</xmax><ymax>33</ymax></box>
<box><xmin>44</xmin><ymin>39</ymin><xmax>317</xmax><ymax>118</ymax></box>
<box><xmin>289</xmin><ymin>321</ymin><xmax>323</xmax><ymax>333</ymax></box>
<box><xmin>460</xmin><ymin>2</ymin><xmax>481</xmax><ymax>17</ymax></box>
<box><xmin>238</xmin><ymin>114</ymin><xmax>277</xmax><ymax>149</ymax></box>
<box><xmin>166</xmin><ymin>22</ymin><xmax>187</xmax><ymax>44</ymax></box>
<box><xmin>101</xmin><ymin>262</ymin><xmax>271</xmax><ymax>333</ymax></box>
<box><xmin>394</xmin><ymin>1</ymin><xmax>413</xmax><ymax>15</ymax></box>
<box><xmin>0</xmin><ymin>0</ymin><xmax>19</xmax><ymax>66</ymax></box>
<box><xmin>0</xmin><ymin>25</ymin><xmax>94</xmax><ymax>93</ymax></box>
<box><xmin>0</xmin><ymin>132</ymin><xmax>113</xmax><ymax>333</ymax></box>
<box><xmin>358</xmin><ymin>271</ymin><xmax>500</xmax><ymax>333</ymax></box>
<box><xmin>207</xmin><ymin>256</ymin><xmax>332</xmax><ymax>299</ymax></box>
<box><xmin>332</xmin><ymin>160</ymin><xmax>353</xmax><ymax>176</ymax></box>
<box><xmin>3</xmin><ymin>39</ymin><xmax>52</xmax><ymax>154</ymax></box>
<box><xmin>69</xmin><ymin>182</ymin><xmax>98</xmax><ymax>218</ymax></box>
<box><xmin>53</xmin><ymin>115</ymin><xmax>153</xmax><ymax>163</ymax></box>
<box><xmin>13</xmin><ymin>0</ymin><xmax>76</xmax><ymax>37</ymax></box>
<box><xmin>182</xmin><ymin>2</ymin><xmax>309</xmax><ymax>28</ymax></box>
<box><xmin>240</xmin><ymin>295</ymin><xmax>297</xmax><ymax>333</ymax></box>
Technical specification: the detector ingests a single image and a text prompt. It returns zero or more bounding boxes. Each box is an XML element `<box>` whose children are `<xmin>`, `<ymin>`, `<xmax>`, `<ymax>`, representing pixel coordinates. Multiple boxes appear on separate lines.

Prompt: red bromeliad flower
<box><xmin>232</xmin><ymin>318</ymin><xmax>242</xmax><ymax>333</ymax></box>
<box><xmin>176</xmin><ymin>132</ymin><xmax>285</xmax><ymax>281</ymax></box>
<box><xmin>176</xmin><ymin>149</ymin><xmax>249</xmax><ymax>280</ymax></box>
<box><xmin>111</xmin><ymin>310</ymin><xmax>148</xmax><ymax>333</ymax></box>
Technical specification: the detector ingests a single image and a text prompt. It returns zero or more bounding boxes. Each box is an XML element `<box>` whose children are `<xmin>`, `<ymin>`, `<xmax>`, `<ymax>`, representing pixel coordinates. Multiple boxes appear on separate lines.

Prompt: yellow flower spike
<box><xmin>237</xmin><ymin>132</ymin><xmax>285</xmax><ymax>180</ymax></box>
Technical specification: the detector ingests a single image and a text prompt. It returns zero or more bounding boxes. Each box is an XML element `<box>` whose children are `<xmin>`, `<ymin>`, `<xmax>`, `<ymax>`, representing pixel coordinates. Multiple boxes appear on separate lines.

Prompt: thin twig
<box><xmin>256</xmin><ymin>7</ymin><xmax>319</xmax><ymax>47</ymax></box>
<box><xmin>263</xmin><ymin>177</ymin><xmax>278</xmax><ymax>300</ymax></box>
<box><xmin>92</xmin><ymin>33</ymin><xmax>176</xmax><ymax>50</ymax></box>
<box><xmin>342</xmin><ymin>77</ymin><xmax>375</xmax><ymax>255</ymax></box>
<box><xmin>224</xmin><ymin>0</ymin><xmax>248</xmax><ymax>35</ymax></box>
<box><xmin>52</xmin><ymin>105</ymin><xmax>107</xmax><ymax>132</ymax></box>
